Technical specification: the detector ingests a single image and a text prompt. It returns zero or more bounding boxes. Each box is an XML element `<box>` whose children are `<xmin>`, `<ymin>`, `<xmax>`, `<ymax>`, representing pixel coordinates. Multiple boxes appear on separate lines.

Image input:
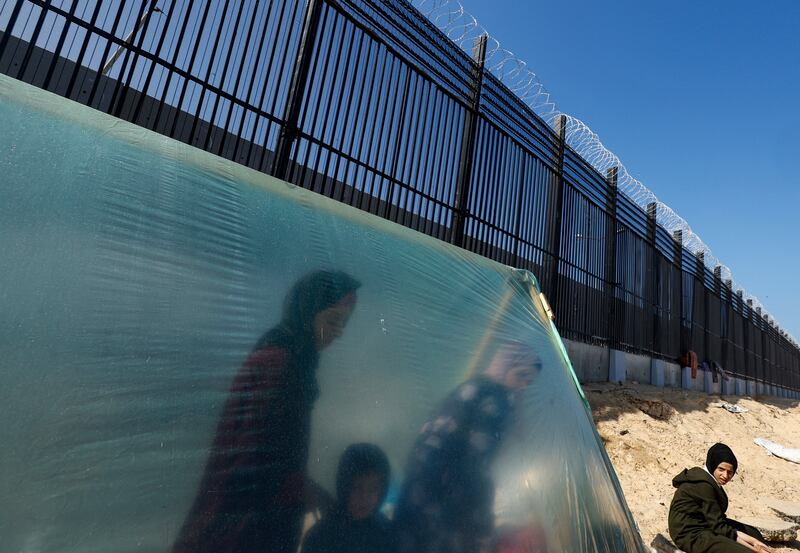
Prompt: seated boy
<box><xmin>301</xmin><ymin>443</ymin><xmax>394</xmax><ymax>553</ymax></box>
<box><xmin>668</xmin><ymin>443</ymin><xmax>775</xmax><ymax>553</ymax></box>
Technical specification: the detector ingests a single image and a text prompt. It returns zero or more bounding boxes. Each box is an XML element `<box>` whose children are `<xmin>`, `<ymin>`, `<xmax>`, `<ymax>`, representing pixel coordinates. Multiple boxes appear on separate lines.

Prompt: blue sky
<box><xmin>460</xmin><ymin>0</ymin><xmax>800</xmax><ymax>339</ymax></box>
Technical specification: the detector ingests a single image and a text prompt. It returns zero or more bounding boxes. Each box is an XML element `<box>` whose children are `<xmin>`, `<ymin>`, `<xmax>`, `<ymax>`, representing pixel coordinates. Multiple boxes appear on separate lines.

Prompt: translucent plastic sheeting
<box><xmin>0</xmin><ymin>74</ymin><xmax>647</xmax><ymax>553</ymax></box>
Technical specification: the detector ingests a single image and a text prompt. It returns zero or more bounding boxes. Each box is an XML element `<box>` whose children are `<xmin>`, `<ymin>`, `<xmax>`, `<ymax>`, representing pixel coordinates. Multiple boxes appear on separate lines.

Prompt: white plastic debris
<box><xmin>715</xmin><ymin>402</ymin><xmax>748</xmax><ymax>414</ymax></box>
<box><xmin>754</xmin><ymin>438</ymin><xmax>800</xmax><ymax>464</ymax></box>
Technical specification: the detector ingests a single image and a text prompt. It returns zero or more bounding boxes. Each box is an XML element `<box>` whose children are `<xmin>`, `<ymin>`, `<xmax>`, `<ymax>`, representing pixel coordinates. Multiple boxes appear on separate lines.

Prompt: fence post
<box><xmin>451</xmin><ymin>34</ymin><xmax>487</xmax><ymax>248</ymax></box>
<box><xmin>603</xmin><ymin>167</ymin><xmax>619</xmax><ymax>346</ymax></box>
<box><xmin>646</xmin><ymin>202</ymin><xmax>658</xmax><ymax>354</ymax></box>
<box><xmin>755</xmin><ymin>306</ymin><xmax>763</xmax><ymax>387</ymax></box>
<box><xmin>761</xmin><ymin>308</ymin><xmax>776</xmax><ymax>382</ymax></box>
<box><xmin>673</xmin><ymin>230</ymin><xmax>684</xmax><ymax>355</ymax></box>
<box><xmin>738</xmin><ymin>292</ymin><xmax>748</xmax><ymax>392</ymax></box>
<box><xmin>540</xmin><ymin>114</ymin><xmax>568</xmax><ymax>320</ymax></box>
<box><xmin>713</xmin><ymin>266</ymin><xmax>723</xmax><ymax>369</ymax></box>
<box><xmin>696</xmin><ymin>250</ymin><xmax>708</xmax><ymax>363</ymax></box>
<box><xmin>272</xmin><ymin>0</ymin><xmax>325</xmax><ymax>180</ymax></box>
<box><xmin>722</xmin><ymin>277</ymin><xmax>732</xmax><ymax>371</ymax></box>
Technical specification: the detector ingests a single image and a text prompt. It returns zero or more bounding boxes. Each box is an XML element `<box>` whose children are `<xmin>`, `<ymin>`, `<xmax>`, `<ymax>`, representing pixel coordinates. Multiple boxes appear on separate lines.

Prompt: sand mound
<box><xmin>586</xmin><ymin>383</ymin><xmax>800</xmax><ymax>551</ymax></box>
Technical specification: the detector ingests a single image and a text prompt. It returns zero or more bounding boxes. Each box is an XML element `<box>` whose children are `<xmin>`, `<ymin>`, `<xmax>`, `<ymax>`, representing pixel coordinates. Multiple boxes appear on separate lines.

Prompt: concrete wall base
<box><xmin>563</xmin><ymin>338</ymin><xmax>608</xmax><ymax>383</ymax></box>
<box><xmin>664</xmin><ymin>363</ymin><xmax>681</xmax><ymax>388</ymax></box>
<box><xmin>703</xmin><ymin>370</ymin><xmax>713</xmax><ymax>393</ymax></box>
<box><xmin>562</xmin><ymin>339</ymin><xmax>794</xmax><ymax>401</ymax></box>
<box><xmin>651</xmin><ymin>359</ymin><xmax>667</xmax><ymax>388</ymax></box>
<box><xmin>609</xmin><ymin>349</ymin><xmax>626</xmax><ymax>383</ymax></box>
<box><xmin>682</xmin><ymin>367</ymin><xmax>693</xmax><ymax>389</ymax></box>
<box><xmin>625</xmin><ymin>351</ymin><xmax>652</xmax><ymax>383</ymax></box>
<box><xmin>723</xmin><ymin>379</ymin><xmax>735</xmax><ymax>396</ymax></box>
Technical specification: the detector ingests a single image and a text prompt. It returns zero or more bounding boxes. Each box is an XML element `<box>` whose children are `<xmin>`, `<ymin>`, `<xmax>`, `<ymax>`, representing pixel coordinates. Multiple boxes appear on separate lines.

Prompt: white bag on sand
<box><xmin>716</xmin><ymin>402</ymin><xmax>747</xmax><ymax>414</ymax></box>
<box><xmin>754</xmin><ymin>438</ymin><xmax>800</xmax><ymax>464</ymax></box>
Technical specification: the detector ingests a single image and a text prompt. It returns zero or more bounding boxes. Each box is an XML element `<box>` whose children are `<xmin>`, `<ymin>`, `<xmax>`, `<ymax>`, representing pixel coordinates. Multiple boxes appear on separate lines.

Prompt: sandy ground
<box><xmin>585</xmin><ymin>382</ymin><xmax>800</xmax><ymax>552</ymax></box>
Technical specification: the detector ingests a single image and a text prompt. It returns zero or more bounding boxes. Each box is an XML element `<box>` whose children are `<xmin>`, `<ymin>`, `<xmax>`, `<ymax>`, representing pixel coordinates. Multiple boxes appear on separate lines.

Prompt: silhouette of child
<box><xmin>302</xmin><ymin>443</ymin><xmax>394</xmax><ymax>553</ymax></box>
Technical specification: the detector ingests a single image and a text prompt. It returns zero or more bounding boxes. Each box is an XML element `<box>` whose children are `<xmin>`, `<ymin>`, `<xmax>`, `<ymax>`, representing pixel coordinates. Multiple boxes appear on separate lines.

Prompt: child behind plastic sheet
<box><xmin>394</xmin><ymin>342</ymin><xmax>542</xmax><ymax>553</ymax></box>
<box><xmin>669</xmin><ymin>443</ymin><xmax>775</xmax><ymax>553</ymax></box>
<box><xmin>301</xmin><ymin>443</ymin><xmax>395</xmax><ymax>553</ymax></box>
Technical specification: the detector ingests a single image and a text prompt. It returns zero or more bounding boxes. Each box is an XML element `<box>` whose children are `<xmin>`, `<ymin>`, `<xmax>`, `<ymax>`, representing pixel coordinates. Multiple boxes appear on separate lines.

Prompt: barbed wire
<box><xmin>413</xmin><ymin>0</ymin><xmax>796</xmax><ymax>346</ymax></box>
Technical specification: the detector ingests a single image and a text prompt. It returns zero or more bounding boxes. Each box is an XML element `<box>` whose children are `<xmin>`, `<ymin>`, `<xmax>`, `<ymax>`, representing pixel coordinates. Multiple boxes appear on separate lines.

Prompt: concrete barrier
<box><xmin>665</xmin><ymin>363</ymin><xmax>681</xmax><ymax>388</ymax></box>
<box><xmin>682</xmin><ymin>367</ymin><xmax>693</xmax><ymax>390</ymax></box>
<box><xmin>724</xmin><ymin>378</ymin><xmax>736</xmax><ymax>396</ymax></box>
<box><xmin>628</xmin><ymin>354</ymin><xmax>651</xmax><ymax>383</ymax></box>
<box><xmin>609</xmin><ymin>349</ymin><xmax>625</xmax><ymax>383</ymax></box>
<box><xmin>561</xmin><ymin>339</ymin><xmax>793</xmax><ymax>402</ymax></box>
<box><xmin>703</xmin><ymin>370</ymin><xmax>713</xmax><ymax>393</ymax></box>
<box><xmin>651</xmin><ymin>359</ymin><xmax>667</xmax><ymax>388</ymax></box>
<box><xmin>563</xmin><ymin>338</ymin><xmax>608</xmax><ymax>383</ymax></box>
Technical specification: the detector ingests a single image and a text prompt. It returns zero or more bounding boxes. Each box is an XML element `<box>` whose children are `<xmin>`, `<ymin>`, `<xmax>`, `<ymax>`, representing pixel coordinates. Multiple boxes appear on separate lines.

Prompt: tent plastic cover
<box><xmin>0</xmin><ymin>74</ymin><xmax>647</xmax><ymax>553</ymax></box>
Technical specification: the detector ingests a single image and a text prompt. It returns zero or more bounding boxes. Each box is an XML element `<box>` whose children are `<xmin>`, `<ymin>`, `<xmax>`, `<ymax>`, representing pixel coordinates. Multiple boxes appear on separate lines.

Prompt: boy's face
<box><xmin>713</xmin><ymin>462</ymin><xmax>735</xmax><ymax>486</ymax></box>
<box><xmin>503</xmin><ymin>363</ymin><xmax>541</xmax><ymax>391</ymax></box>
<box><xmin>347</xmin><ymin>471</ymin><xmax>384</xmax><ymax>520</ymax></box>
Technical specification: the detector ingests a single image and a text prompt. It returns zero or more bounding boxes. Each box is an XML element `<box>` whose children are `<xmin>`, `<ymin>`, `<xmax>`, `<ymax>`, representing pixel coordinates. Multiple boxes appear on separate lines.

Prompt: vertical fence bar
<box><xmin>451</xmin><ymin>34</ymin><xmax>487</xmax><ymax>247</ymax></box>
<box><xmin>696</xmin><ymin>251</ymin><xmax>707</xmax><ymax>363</ymax></box>
<box><xmin>731</xmin><ymin>290</ymin><xmax>750</xmax><ymax>378</ymax></box>
<box><xmin>603</xmin><ymin>167</ymin><xmax>619</xmax><ymax>345</ymax></box>
<box><xmin>381</xmin><ymin>68</ymin><xmax>413</xmax><ymax>220</ymax></box>
<box><xmin>41</xmin><ymin>1</ymin><xmax>82</xmax><ymax>91</ymax></box>
<box><xmin>544</xmin><ymin>114</ymin><xmax>567</xmax><ymax>309</ymax></box>
<box><xmin>756</xmin><ymin>306</ymin><xmax>763</xmax><ymax>383</ymax></box>
<box><xmin>673</xmin><ymin>230</ymin><xmax>685</xmax><ymax>356</ymax></box>
<box><xmin>744</xmin><ymin>296</ymin><xmax>756</xmax><ymax>378</ymax></box>
<box><xmin>511</xmin><ymin>154</ymin><xmax>528</xmax><ymax>267</ymax></box>
<box><xmin>107</xmin><ymin>0</ymin><xmax>162</xmax><ymax>118</ymax></box>
<box><xmin>0</xmin><ymin>1</ymin><xmax>25</xmax><ymax>56</ymax></box>
<box><xmin>713</xmin><ymin>266</ymin><xmax>722</xmax><ymax>368</ymax></box>
<box><xmin>646</xmin><ymin>202</ymin><xmax>658</xmax><ymax>354</ymax></box>
<box><xmin>272</xmin><ymin>0</ymin><xmax>325</xmax><ymax>180</ymax></box>
<box><xmin>723</xmin><ymin>277</ymin><xmax>732</xmax><ymax>371</ymax></box>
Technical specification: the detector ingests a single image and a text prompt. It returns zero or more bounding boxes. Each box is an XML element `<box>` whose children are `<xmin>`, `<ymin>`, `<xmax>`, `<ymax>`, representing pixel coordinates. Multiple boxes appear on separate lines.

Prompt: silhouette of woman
<box><xmin>173</xmin><ymin>270</ymin><xmax>361</xmax><ymax>553</ymax></box>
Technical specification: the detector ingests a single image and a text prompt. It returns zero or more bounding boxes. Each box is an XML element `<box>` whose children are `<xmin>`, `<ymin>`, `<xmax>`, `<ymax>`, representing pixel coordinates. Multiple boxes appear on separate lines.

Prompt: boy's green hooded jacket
<box><xmin>668</xmin><ymin>467</ymin><xmax>738</xmax><ymax>546</ymax></box>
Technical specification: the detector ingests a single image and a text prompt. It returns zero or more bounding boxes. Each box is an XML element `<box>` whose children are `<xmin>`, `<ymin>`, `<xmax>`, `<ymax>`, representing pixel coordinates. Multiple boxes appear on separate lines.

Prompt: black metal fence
<box><xmin>2</xmin><ymin>0</ymin><xmax>798</xmax><ymax>391</ymax></box>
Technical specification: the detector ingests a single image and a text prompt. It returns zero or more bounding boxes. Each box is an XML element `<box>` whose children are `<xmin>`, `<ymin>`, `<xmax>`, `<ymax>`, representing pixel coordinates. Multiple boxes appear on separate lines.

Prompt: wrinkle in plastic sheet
<box><xmin>0</xmin><ymin>74</ymin><xmax>648</xmax><ymax>553</ymax></box>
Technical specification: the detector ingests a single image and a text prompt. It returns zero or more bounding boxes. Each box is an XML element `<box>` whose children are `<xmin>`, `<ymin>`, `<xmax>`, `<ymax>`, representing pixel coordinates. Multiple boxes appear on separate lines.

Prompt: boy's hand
<box><xmin>304</xmin><ymin>479</ymin><xmax>335</xmax><ymax>515</ymax></box>
<box><xmin>736</xmin><ymin>531</ymin><xmax>775</xmax><ymax>553</ymax></box>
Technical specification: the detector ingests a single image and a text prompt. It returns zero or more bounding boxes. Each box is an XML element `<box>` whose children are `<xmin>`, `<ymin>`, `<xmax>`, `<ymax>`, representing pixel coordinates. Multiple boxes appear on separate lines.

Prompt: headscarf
<box><xmin>484</xmin><ymin>342</ymin><xmax>542</xmax><ymax>383</ymax></box>
<box><xmin>335</xmin><ymin>443</ymin><xmax>390</xmax><ymax>514</ymax></box>
<box><xmin>706</xmin><ymin>443</ymin><xmax>738</xmax><ymax>474</ymax></box>
<box><xmin>254</xmin><ymin>270</ymin><xmax>361</xmax><ymax>398</ymax></box>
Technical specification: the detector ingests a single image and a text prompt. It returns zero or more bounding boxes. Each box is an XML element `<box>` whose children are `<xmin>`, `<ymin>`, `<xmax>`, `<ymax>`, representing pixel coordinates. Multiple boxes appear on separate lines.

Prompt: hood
<box><xmin>672</xmin><ymin>466</ymin><xmax>717</xmax><ymax>488</ymax></box>
<box><xmin>336</xmin><ymin>443</ymin><xmax>390</xmax><ymax>516</ymax></box>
